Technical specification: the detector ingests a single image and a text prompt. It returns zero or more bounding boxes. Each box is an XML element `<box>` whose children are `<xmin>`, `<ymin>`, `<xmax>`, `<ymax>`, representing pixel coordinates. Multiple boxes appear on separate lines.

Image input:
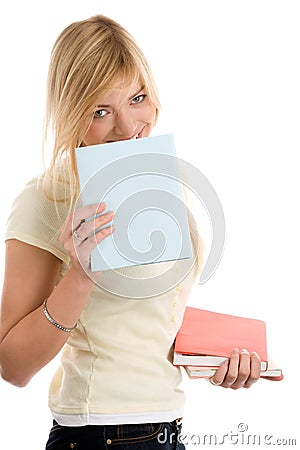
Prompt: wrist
<box><xmin>44</xmin><ymin>267</ymin><xmax>94</xmax><ymax>330</ymax></box>
<box><xmin>65</xmin><ymin>267</ymin><xmax>95</xmax><ymax>292</ymax></box>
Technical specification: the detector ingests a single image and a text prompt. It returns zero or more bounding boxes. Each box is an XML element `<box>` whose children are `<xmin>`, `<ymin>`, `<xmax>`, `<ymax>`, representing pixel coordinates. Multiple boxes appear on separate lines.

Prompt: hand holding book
<box><xmin>207</xmin><ymin>347</ymin><xmax>262</xmax><ymax>389</ymax></box>
<box><xmin>173</xmin><ymin>307</ymin><xmax>283</xmax><ymax>389</ymax></box>
<box><xmin>200</xmin><ymin>349</ymin><xmax>283</xmax><ymax>386</ymax></box>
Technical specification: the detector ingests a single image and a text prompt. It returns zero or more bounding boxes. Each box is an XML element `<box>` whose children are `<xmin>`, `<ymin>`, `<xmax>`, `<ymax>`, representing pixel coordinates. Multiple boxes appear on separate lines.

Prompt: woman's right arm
<box><xmin>0</xmin><ymin>202</ymin><xmax>114</xmax><ymax>387</ymax></box>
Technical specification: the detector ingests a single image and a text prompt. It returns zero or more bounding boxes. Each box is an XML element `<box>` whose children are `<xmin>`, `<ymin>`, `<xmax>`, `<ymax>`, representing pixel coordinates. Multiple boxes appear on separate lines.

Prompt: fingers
<box><xmin>73</xmin><ymin>222</ymin><xmax>115</xmax><ymax>272</ymax></box>
<box><xmin>60</xmin><ymin>202</ymin><xmax>107</xmax><ymax>242</ymax></box>
<box><xmin>209</xmin><ymin>360</ymin><xmax>229</xmax><ymax>386</ymax></box>
<box><xmin>243</xmin><ymin>351</ymin><xmax>261</xmax><ymax>388</ymax></box>
<box><xmin>209</xmin><ymin>348</ymin><xmax>261</xmax><ymax>389</ymax></box>
<box><xmin>73</xmin><ymin>210</ymin><xmax>115</xmax><ymax>243</ymax></box>
<box><xmin>72</xmin><ymin>202</ymin><xmax>108</xmax><ymax>234</ymax></box>
<box><xmin>59</xmin><ymin>202</ymin><xmax>116</xmax><ymax>281</ymax></box>
<box><xmin>81</xmin><ymin>221</ymin><xmax>115</xmax><ymax>255</ymax></box>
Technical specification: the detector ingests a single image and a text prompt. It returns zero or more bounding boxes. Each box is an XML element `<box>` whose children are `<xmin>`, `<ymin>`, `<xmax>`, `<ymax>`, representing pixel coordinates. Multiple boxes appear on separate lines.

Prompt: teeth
<box><xmin>108</xmin><ymin>132</ymin><xmax>140</xmax><ymax>143</ymax></box>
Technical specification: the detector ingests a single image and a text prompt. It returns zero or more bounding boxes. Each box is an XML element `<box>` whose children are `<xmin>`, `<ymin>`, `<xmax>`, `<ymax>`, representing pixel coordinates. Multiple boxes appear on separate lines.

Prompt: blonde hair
<box><xmin>43</xmin><ymin>14</ymin><xmax>160</xmax><ymax>205</ymax></box>
<box><xmin>42</xmin><ymin>14</ymin><xmax>204</xmax><ymax>278</ymax></box>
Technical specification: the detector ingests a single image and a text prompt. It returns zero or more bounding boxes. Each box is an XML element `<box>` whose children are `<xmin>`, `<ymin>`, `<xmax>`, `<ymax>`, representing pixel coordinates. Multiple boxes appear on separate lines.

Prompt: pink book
<box><xmin>174</xmin><ymin>307</ymin><xmax>268</xmax><ymax>370</ymax></box>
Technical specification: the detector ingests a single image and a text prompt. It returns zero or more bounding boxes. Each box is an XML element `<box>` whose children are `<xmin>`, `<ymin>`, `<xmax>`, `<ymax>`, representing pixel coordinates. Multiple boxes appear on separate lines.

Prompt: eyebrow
<box><xmin>96</xmin><ymin>85</ymin><xmax>145</xmax><ymax>108</ymax></box>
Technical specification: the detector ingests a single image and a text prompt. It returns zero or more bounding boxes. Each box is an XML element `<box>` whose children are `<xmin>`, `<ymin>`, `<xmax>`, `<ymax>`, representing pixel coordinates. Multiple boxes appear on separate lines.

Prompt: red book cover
<box><xmin>174</xmin><ymin>307</ymin><xmax>268</xmax><ymax>365</ymax></box>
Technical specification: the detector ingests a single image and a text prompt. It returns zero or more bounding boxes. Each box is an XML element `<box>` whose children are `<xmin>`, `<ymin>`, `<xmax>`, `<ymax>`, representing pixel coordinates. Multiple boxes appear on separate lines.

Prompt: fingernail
<box><xmin>241</xmin><ymin>348</ymin><xmax>249</xmax><ymax>353</ymax></box>
<box><xmin>233</xmin><ymin>347</ymin><xmax>239</xmax><ymax>354</ymax></box>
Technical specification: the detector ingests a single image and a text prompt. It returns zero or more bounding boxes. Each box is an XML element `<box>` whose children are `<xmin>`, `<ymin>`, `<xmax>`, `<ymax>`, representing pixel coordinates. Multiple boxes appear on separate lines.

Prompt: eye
<box><xmin>131</xmin><ymin>94</ymin><xmax>146</xmax><ymax>104</ymax></box>
<box><xmin>93</xmin><ymin>109</ymin><xmax>108</xmax><ymax>119</ymax></box>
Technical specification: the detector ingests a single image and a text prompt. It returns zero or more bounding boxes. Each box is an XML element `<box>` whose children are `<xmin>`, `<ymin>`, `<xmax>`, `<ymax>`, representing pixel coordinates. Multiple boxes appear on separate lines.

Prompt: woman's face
<box><xmin>83</xmin><ymin>79</ymin><xmax>157</xmax><ymax>146</ymax></box>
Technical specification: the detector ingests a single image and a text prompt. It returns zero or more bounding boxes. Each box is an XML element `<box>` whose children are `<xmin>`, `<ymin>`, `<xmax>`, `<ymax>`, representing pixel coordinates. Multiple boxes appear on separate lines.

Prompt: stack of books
<box><xmin>173</xmin><ymin>307</ymin><xmax>282</xmax><ymax>379</ymax></box>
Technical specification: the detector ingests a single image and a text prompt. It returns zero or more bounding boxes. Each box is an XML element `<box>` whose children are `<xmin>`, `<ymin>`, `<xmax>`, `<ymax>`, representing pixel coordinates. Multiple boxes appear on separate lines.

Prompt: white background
<box><xmin>0</xmin><ymin>1</ymin><xmax>299</xmax><ymax>448</ymax></box>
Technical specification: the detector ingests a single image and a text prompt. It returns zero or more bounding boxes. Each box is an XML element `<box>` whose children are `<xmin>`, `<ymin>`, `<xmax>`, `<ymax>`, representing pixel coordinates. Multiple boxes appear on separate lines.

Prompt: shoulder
<box><xmin>8</xmin><ymin>174</ymin><xmax>64</xmax><ymax>221</ymax></box>
<box><xmin>5</xmin><ymin>171</ymin><xmax>71</xmax><ymax>265</ymax></box>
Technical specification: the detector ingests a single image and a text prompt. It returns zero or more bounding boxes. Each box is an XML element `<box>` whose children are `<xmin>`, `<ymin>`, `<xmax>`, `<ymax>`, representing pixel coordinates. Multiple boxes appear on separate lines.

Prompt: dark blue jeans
<box><xmin>45</xmin><ymin>419</ymin><xmax>185</xmax><ymax>449</ymax></box>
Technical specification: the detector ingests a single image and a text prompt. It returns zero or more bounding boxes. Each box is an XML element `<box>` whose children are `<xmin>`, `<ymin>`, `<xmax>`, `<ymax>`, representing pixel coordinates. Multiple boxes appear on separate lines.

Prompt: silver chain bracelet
<box><xmin>43</xmin><ymin>298</ymin><xmax>77</xmax><ymax>333</ymax></box>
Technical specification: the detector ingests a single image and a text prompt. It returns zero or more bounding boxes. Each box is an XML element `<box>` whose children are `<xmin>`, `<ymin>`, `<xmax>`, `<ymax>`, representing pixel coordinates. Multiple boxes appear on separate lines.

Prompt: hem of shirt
<box><xmin>51</xmin><ymin>408</ymin><xmax>185</xmax><ymax>426</ymax></box>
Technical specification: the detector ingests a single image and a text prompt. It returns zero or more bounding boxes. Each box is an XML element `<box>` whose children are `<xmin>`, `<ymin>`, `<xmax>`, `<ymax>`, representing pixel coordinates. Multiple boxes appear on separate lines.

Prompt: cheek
<box><xmin>83</xmin><ymin>121</ymin><xmax>108</xmax><ymax>146</ymax></box>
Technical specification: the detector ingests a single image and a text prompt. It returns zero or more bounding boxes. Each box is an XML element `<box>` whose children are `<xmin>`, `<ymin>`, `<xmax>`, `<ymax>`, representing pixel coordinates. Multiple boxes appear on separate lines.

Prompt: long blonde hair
<box><xmin>42</xmin><ymin>14</ymin><xmax>204</xmax><ymax>277</ymax></box>
<box><xmin>43</xmin><ymin>14</ymin><xmax>160</xmax><ymax>205</ymax></box>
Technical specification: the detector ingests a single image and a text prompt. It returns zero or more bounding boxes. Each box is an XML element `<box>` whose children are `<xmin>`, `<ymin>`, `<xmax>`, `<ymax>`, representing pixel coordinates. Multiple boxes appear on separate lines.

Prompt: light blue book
<box><xmin>75</xmin><ymin>133</ymin><xmax>193</xmax><ymax>272</ymax></box>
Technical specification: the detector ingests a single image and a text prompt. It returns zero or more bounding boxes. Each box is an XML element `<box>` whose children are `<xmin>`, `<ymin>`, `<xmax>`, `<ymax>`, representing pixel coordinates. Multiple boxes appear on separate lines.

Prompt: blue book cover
<box><xmin>75</xmin><ymin>133</ymin><xmax>193</xmax><ymax>272</ymax></box>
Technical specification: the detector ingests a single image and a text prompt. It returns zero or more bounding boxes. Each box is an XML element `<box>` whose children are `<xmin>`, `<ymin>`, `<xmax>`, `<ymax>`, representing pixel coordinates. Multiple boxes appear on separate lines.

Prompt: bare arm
<box><xmin>0</xmin><ymin>202</ymin><xmax>114</xmax><ymax>387</ymax></box>
<box><xmin>0</xmin><ymin>240</ymin><xmax>93</xmax><ymax>386</ymax></box>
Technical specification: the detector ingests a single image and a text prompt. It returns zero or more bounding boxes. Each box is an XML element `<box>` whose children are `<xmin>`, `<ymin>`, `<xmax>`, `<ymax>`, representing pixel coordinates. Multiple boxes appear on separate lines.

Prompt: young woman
<box><xmin>0</xmin><ymin>15</ymin><xmax>261</xmax><ymax>449</ymax></box>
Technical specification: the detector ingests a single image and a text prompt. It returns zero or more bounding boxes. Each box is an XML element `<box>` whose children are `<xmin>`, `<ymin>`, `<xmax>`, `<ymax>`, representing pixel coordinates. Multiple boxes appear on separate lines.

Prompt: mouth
<box><xmin>106</xmin><ymin>128</ymin><xmax>144</xmax><ymax>143</ymax></box>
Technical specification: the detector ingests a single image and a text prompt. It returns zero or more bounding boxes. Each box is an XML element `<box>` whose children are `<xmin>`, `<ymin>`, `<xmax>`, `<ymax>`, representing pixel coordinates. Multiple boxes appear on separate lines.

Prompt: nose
<box><xmin>114</xmin><ymin>108</ymin><xmax>136</xmax><ymax>138</ymax></box>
